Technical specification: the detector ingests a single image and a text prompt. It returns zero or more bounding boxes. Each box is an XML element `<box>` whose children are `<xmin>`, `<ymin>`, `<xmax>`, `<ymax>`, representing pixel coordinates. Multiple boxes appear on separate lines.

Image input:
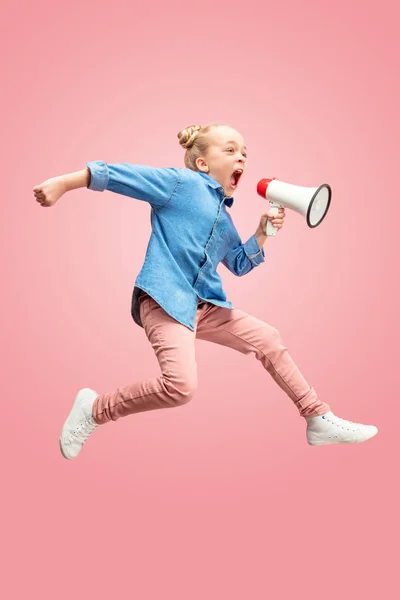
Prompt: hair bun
<box><xmin>177</xmin><ymin>125</ymin><xmax>202</xmax><ymax>149</ymax></box>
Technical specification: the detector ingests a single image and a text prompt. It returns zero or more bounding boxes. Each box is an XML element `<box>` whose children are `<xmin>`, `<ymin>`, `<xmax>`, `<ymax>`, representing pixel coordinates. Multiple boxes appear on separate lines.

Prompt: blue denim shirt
<box><xmin>86</xmin><ymin>161</ymin><xmax>265</xmax><ymax>331</ymax></box>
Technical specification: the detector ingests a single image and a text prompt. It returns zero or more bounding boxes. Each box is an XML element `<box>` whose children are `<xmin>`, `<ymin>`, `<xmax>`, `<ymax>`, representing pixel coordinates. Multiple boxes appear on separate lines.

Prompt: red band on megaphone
<box><xmin>257</xmin><ymin>177</ymin><xmax>276</xmax><ymax>198</ymax></box>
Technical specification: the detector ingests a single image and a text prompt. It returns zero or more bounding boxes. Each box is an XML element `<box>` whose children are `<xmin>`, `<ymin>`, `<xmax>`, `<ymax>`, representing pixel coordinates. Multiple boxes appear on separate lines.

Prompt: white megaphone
<box><xmin>257</xmin><ymin>177</ymin><xmax>332</xmax><ymax>236</ymax></box>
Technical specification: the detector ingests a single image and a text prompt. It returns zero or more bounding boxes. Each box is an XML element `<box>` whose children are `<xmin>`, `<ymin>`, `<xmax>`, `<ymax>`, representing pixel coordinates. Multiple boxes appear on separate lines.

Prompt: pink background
<box><xmin>2</xmin><ymin>0</ymin><xmax>399</xmax><ymax>597</ymax></box>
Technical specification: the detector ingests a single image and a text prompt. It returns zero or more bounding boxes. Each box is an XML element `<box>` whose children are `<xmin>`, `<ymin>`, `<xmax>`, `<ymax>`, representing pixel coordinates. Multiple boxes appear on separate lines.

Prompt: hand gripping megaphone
<box><xmin>257</xmin><ymin>177</ymin><xmax>332</xmax><ymax>236</ymax></box>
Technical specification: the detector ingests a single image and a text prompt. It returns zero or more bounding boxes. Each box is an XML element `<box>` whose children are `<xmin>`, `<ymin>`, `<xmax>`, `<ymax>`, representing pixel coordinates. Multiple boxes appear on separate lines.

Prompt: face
<box><xmin>195</xmin><ymin>126</ymin><xmax>247</xmax><ymax>197</ymax></box>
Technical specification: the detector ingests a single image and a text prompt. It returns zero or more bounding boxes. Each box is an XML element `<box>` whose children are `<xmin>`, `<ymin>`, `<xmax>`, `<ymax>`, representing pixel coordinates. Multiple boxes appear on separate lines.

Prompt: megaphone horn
<box><xmin>257</xmin><ymin>177</ymin><xmax>332</xmax><ymax>237</ymax></box>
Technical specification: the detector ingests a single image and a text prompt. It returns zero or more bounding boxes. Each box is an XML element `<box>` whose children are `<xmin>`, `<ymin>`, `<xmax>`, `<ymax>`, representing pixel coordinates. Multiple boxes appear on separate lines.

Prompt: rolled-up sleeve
<box><xmin>222</xmin><ymin>233</ymin><xmax>265</xmax><ymax>277</ymax></box>
<box><xmin>86</xmin><ymin>161</ymin><xmax>181</xmax><ymax>210</ymax></box>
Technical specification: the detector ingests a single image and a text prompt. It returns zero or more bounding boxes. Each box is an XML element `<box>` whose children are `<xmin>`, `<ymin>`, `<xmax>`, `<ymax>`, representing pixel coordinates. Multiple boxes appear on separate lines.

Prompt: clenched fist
<box><xmin>258</xmin><ymin>207</ymin><xmax>286</xmax><ymax>233</ymax></box>
<box><xmin>33</xmin><ymin>176</ymin><xmax>67</xmax><ymax>207</ymax></box>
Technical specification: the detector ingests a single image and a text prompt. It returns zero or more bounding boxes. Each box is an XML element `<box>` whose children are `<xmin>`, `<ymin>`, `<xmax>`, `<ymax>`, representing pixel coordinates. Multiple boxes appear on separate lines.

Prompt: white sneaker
<box><xmin>60</xmin><ymin>388</ymin><xmax>99</xmax><ymax>459</ymax></box>
<box><xmin>306</xmin><ymin>410</ymin><xmax>378</xmax><ymax>446</ymax></box>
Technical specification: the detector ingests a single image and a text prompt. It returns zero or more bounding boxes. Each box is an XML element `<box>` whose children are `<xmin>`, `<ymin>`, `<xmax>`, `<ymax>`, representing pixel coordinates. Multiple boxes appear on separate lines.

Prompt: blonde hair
<box><xmin>177</xmin><ymin>123</ymin><xmax>229</xmax><ymax>171</ymax></box>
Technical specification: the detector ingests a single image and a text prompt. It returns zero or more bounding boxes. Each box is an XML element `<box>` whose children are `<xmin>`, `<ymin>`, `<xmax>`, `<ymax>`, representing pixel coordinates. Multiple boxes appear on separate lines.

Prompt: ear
<box><xmin>195</xmin><ymin>157</ymin><xmax>209</xmax><ymax>173</ymax></box>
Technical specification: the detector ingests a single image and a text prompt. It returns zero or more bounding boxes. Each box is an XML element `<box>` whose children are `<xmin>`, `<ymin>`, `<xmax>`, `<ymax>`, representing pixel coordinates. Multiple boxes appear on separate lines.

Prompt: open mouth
<box><xmin>230</xmin><ymin>169</ymin><xmax>243</xmax><ymax>189</ymax></box>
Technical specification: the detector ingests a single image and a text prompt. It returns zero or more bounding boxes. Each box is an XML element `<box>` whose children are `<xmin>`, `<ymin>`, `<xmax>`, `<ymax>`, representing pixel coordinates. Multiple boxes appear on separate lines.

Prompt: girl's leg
<box><xmin>92</xmin><ymin>294</ymin><xmax>199</xmax><ymax>424</ymax></box>
<box><xmin>196</xmin><ymin>304</ymin><xmax>330</xmax><ymax>418</ymax></box>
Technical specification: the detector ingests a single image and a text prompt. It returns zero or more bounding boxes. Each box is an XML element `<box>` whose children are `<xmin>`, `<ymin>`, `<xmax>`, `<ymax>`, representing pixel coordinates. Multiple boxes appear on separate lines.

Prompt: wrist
<box><xmin>255</xmin><ymin>228</ymin><xmax>267</xmax><ymax>249</ymax></box>
<box><xmin>59</xmin><ymin>175</ymin><xmax>69</xmax><ymax>194</ymax></box>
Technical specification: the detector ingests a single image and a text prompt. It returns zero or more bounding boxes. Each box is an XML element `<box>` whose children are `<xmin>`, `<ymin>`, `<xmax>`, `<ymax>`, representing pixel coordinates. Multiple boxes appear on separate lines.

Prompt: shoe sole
<box><xmin>307</xmin><ymin>428</ymin><xmax>378</xmax><ymax>446</ymax></box>
<box><xmin>59</xmin><ymin>436</ymin><xmax>71</xmax><ymax>459</ymax></box>
<box><xmin>59</xmin><ymin>388</ymin><xmax>95</xmax><ymax>460</ymax></box>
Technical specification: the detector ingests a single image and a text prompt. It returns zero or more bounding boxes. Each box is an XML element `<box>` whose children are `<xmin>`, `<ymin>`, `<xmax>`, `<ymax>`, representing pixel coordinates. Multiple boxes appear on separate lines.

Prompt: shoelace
<box><xmin>66</xmin><ymin>417</ymin><xmax>98</xmax><ymax>445</ymax></box>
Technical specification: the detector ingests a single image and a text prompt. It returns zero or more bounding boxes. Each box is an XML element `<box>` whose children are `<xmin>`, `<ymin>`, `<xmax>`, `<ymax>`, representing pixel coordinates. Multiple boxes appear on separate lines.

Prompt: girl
<box><xmin>33</xmin><ymin>123</ymin><xmax>378</xmax><ymax>460</ymax></box>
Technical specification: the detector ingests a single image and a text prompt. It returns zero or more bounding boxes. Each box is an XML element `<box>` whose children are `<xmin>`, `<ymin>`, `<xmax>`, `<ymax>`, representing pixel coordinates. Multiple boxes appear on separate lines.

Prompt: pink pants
<box><xmin>92</xmin><ymin>294</ymin><xmax>330</xmax><ymax>425</ymax></box>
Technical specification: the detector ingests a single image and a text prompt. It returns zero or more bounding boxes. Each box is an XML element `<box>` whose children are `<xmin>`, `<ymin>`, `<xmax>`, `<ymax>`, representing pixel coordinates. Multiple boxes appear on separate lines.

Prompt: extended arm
<box><xmin>34</xmin><ymin>162</ymin><xmax>181</xmax><ymax>210</ymax></box>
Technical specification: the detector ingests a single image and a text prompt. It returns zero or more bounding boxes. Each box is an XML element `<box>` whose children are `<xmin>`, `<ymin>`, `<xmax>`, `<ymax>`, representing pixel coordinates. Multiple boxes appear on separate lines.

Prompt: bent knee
<box><xmin>261</xmin><ymin>325</ymin><xmax>285</xmax><ymax>348</ymax></box>
<box><xmin>163</xmin><ymin>376</ymin><xmax>198</xmax><ymax>406</ymax></box>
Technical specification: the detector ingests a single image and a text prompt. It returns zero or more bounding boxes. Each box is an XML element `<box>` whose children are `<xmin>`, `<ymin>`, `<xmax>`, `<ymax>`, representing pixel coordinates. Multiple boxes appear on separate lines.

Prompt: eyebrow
<box><xmin>225</xmin><ymin>140</ymin><xmax>247</xmax><ymax>151</ymax></box>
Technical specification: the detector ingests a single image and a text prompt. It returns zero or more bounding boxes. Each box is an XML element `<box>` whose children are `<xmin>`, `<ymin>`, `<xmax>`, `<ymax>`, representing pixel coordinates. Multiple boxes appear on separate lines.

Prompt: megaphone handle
<box><xmin>266</xmin><ymin>201</ymin><xmax>281</xmax><ymax>236</ymax></box>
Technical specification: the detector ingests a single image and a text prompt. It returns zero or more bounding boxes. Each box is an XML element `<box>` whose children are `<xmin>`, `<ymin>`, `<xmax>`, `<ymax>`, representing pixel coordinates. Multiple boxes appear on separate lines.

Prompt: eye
<box><xmin>227</xmin><ymin>147</ymin><xmax>247</xmax><ymax>158</ymax></box>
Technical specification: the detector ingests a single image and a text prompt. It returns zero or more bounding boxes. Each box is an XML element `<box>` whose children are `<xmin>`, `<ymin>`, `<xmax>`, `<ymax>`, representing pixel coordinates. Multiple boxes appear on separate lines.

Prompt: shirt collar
<box><xmin>197</xmin><ymin>171</ymin><xmax>234</xmax><ymax>207</ymax></box>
